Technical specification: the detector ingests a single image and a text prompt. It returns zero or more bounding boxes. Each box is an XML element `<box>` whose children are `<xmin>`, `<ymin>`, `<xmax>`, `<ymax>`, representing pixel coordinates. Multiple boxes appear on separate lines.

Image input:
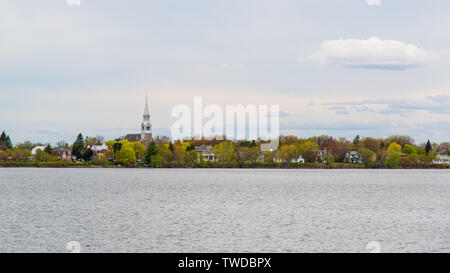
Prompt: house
<box><xmin>314</xmin><ymin>149</ymin><xmax>331</xmax><ymax>163</ymax></box>
<box><xmin>87</xmin><ymin>144</ymin><xmax>108</xmax><ymax>156</ymax></box>
<box><xmin>291</xmin><ymin>156</ymin><xmax>305</xmax><ymax>163</ymax></box>
<box><xmin>195</xmin><ymin>145</ymin><xmax>215</xmax><ymax>162</ymax></box>
<box><xmin>433</xmin><ymin>151</ymin><xmax>450</xmax><ymax>164</ymax></box>
<box><xmin>345</xmin><ymin>151</ymin><xmax>362</xmax><ymax>164</ymax></box>
<box><xmin>55</xmin><ymin>148</ymin><xmax>72</xmax><ymax>160</ymax></box>
<box><xmin>31</xmin><ymin>146</ymin><xmax>47</xmax><ymax>155</ymax></box>
<box><xmin>259</xmin><ymin>140</ymin><xmax>279</xmax><ymax>162</ymax></box>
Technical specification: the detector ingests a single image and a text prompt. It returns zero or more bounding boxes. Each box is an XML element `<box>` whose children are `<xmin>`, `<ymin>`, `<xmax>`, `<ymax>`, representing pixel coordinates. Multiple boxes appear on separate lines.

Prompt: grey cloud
<box><xmin>328</xmin><ymin>106</ymin><xmax>350</xmax><ymax>115</ymax></box>
<box><xmin>321</xmin><ymin>95</ymin><xmax>450</xmax><ymax>115</ymax></box>
<box><xmin>279</xmin><ymin>111</ymin><xmax>292</xmax><ymax>118</ymax></box>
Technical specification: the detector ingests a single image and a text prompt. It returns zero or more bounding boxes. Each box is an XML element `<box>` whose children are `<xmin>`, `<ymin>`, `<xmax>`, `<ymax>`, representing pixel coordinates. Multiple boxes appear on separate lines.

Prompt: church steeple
<box><xmin>141</xmin><ymin>92</ymin><xmax>152</xmax><ymax>138</ymax></box>
<box><xmin>143</xmin><ymin>92</ymin><xmax>150</xmax><ymax>121</ymax></box>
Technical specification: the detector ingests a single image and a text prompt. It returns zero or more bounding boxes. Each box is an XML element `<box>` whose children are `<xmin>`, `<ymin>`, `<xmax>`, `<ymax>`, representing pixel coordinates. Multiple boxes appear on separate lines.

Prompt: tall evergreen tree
<box><xmin>44</xmin><ymin>144</ymin><xmax>53</xmax><ymax>154</ymax></box>
<box><xmin>168</xmin><ymin>141</ymin><xmax>174</xmax><ymax>152</ymax></box>
<box><xmin>185</xmin><ymin>143</ymin><xmax>195</xmax><ymax>152</ymax></box>
<box><xmin>353</xmin><ymin>135</ymin><xmax>360</xmax><ymax>145</ymax></box>
<box><xmin>5</xmin><ymin>136</ymin><xmax>12</xmax><ymax>149</ymax></box>
<box><xmin>0</xmin><ymin>131</ymin><xmax>6</xmax><ymax>143</ymax></box>
<box><xmin>425</xmin><ymin>140</ymin><xmax>432</xmax><ymax>154</ymax></box>
<box><xmin>113</xmin><ymin>142</ymin><xmax>123</xmax><ymax>152</ymax></box>
<box><xmin>72</xmin><ymin>133</ymin><xmax>85</xmax><ymax>158</ymax></box>
<box><xmin>144</xmin><ymin>141</ymin><xmax>158</xmax><ymax>164</ymax></box>
<box><xmin>81</xmin><ymin>148</ymin><xmax>94</xmax><ymax>163</ymax></box>
<box><xmin>0</xmin><ymin>131</ymin><xmax>12</xmax><ymax>150</ymax></box>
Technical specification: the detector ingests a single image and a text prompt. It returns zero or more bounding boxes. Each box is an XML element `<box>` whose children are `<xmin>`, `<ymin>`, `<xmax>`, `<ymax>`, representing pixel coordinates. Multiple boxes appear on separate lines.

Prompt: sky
<box><xmin>1</xmin><ymin>0</ymin><xmax>450</xmax><ymax>144</ymax></box>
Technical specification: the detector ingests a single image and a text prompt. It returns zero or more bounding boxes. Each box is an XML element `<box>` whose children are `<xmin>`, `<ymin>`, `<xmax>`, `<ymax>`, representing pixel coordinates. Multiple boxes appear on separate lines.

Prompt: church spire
<box><xmin>144</xmin><ymin>91</ymin><xmax>150</xmax><ymax>119</ymax></box>
<box><xmin>141</xmin><ymin>92</ymin><xmax>152</xmax><ymax>139</ymax></box>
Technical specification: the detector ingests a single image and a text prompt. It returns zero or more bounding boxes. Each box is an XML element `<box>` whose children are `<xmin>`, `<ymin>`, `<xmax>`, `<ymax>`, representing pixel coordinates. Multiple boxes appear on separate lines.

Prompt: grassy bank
<box><xmin>0</xmin><ymin>161</ymin><xmax>98</xmax><ymax>168</ymax></box>
<box><xmin>1</xmin><ymin>161</ymin><xmax>449</xmax><ymax>169</ymax></box>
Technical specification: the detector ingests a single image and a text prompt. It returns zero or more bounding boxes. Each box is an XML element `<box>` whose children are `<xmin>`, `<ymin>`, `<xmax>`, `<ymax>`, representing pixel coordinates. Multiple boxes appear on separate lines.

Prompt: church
<box><xmin>117</xmin><ymin>94</ymin><xmax>153</xmax><ymax>146</ymax></box>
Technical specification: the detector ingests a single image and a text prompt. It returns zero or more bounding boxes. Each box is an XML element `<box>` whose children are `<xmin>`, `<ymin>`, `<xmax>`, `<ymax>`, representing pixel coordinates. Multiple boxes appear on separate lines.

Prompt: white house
<box><xmin>195</xmin><ymin>145</ymin><xmax>215</xmax><ymax>162</ymax></box>
<box><xmin>291</xmin><ymin>156</ymin><xmax>305</xmax><ymax>163</ymax></box>
<box><xmin>31</xmin><ymin>146</ymin><xmax>47</xmax><ymax>155</ymax></box>
<box><xmin>88</xmin><ymin>143</ymin><xmax>108</xmax><ymax>156</ymax></box>
<box><xmin>345</xmin><ymin>151</ymin><xmax>362</xmax><ymax>164</ymax></box>
<box><xmin>433</xmin><ymin>153</ymin><xmax>450</xmax><ymax>164</ymax></box>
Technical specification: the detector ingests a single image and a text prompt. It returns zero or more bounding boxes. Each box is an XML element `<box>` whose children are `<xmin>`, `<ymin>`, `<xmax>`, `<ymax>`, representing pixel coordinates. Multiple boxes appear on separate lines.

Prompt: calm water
<box><xmin>0</xmin><ymin>168</ymin><xmax>449</xmax><ymax>253</ymax></box>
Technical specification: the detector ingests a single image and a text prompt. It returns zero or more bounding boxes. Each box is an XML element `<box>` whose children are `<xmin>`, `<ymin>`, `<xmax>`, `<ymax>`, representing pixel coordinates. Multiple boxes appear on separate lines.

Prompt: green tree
<box><xmin>214</xmin><ymin>141</ymin><xmax>237</xmax><ymax>162</ymax></box>
<box><xmin>262</xmin><ymin>151</ymin><xmax>275</xmax><ymax>163</ymax></box>
<box><xmin>278</xmin><ymin>145</ymin><xmax>296</xmax><ymax>162</ymax></box>
<box><xmin>168</xmin><ymin>142</ymin><xmax>174</xmax><ymax>152</ymax></box>
<box><xmin>387</xmin><ymin>142</ymin><xmax>402</xmax><ymax>154</ymax></box>
<box><xmin>149</xmin><ymin>154</ymin><xmax>164</xmax><ymax>167</ymax></box>
<box><xmin>385</xmin><ymin>135</ymin><xmax>415</xmax><ymax>147</ymax></box>
<box><xmin>296</xmin><ymin>140</ymin><xmax>318</xmax><ymax>163</ymax></box>
<box><xmin>72</xmin><ymin>133</ymin><xmax>85</xmax><ymax>158</ymax></box>
<box><xmin>238</xmin><ymin>146</ymin><xmax>259</xmax><ymax>162</ymax></box>
<box><xmin>93</xmin><ymin>154</ymin><xmax>108</xmax><ymax>166</ymax></box>
<box><xmin>185</xmin><ymin>143</ymin><xmax>195</xmax><ymax>152</ymax></box>
<box><xmin>416</xmin><ymin>146</ymin><xmax>426</xmax><ymax>155</ymax></box>
<box><xmin>358</xmin><ymin>148</ymin><xmax>376</xmax><ymax>167</ymax></box>
<box><xmin>172</xmin><ymin>142</ymin><xmax>188</xmax><ymax>163</ymax></box>
<box><xmin>323</xmin><ymin>155</ymin><xmax>335</xmax><ymax>167</ymax></box>
<box><xmin>44</xmin><ymin>144</ymin><xmax>53</xmax><ymax>155</ymax></box>
<box><xmin>113</xmin><ymin>142</ymin><xmax>123</xmax><ymax>152</ymax></box>
<box><xmin>35</xmin><ymin>149</ymin><xmax>47</xmax><ymax>162</ymax></box>
<box><xmin>0</xmin><ymin>131</ymin><xmax>12</xmax><ymax>150</ymax></box>
<box><xmin>157</xmin><ymin>144</ymin><xmax>173</xmax><ymax>166</ymax></box>
<box><xmin>0</xmin><ymin>150</ymin><xmax>8</xmax><ymax>161</ymax></box>
<box><xmin>384</xmin><ymin>152</ymin><xmax>401</xmax><ymax>169</ymax></box>
<box><xmin>11</xmin><ymin>148</ymin><xmax>29</xmax><ymax>161</ymax></box>
<box><xmin>353</xmin><ymin>135</ymin><xmax>361</xmax><ymax>145</ymax></box>
<box><xmin>5</xmin><ymin>136</ymin><xmax>12</xmax><ymax>149</ymax></box>
<box><xmin>116</xmin><ymin>144</ymin><xmax>136</xmax><ymax>165</ymax></box>
<box><xmin>0</xmin><ymin>131</ymin><xmax>6</xmax><ymax>143</ymax></box>
<box><xmin>403</xmin><ymin>144</ymin><xmax>417</xmax><ymax>155</ymax></box>
<box><xmin>408</xmin><ymin>153</ymin><xmax>421</xmax><ymax>167</ymax></box>
<box><xmin>81</xmin><ymin>148</ymin><xmax>94</xmax><ymax>163</ymax></box>
<box><xmin>105</xmin><ymin>140</ymin><xmax>117</xmax><ymax>149</ymax></box>
<box><xmin>425</xmin><ymin>140</ymin><xmax>432</xmax><ymax>155</ymax></box>
<box><xmin>360</xmin><ymin>137</ymin><xmax>380</xmax><ymax>153</ymax></box>
<box><xmin>16</xmin><ymin>141</ymin><xmax>35</xmax><ymax>150</ymax></box>
<box><xmin>132</xmin><ymin>142</ymin><xmax>147</xmax><ymax>161</ymax></box>
<box><xmin>144</xmin><ymin>141</ymin><xmax>158</xmax><ymax>164</ymax></box>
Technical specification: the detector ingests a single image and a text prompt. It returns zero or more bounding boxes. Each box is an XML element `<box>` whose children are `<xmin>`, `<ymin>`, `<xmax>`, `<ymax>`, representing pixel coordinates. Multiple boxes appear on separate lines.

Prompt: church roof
<box><xmin>123</xmin><ymin>134</ymin><xmax>141</xmax><ymax>142</ymax></box>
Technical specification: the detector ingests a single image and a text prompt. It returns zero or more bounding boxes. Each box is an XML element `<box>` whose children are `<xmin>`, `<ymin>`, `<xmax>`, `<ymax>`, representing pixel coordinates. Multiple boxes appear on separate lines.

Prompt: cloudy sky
<box><xmin>1</xmin><ymin>0</ymin><xmax>450</xmax><ymax>144</ymax></box>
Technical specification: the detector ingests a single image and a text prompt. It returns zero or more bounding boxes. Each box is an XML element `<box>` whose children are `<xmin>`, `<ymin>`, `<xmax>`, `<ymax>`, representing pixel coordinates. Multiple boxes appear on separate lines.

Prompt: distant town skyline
<box><xmin>1</xmin><ymin>0</ymin><xmax>450</xmax><ymax>144</ymax></box>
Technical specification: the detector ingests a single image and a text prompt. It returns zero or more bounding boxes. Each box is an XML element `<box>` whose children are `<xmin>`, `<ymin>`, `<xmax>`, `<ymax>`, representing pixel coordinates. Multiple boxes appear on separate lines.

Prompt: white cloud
<box><xmin>310</xmin><ymin>37</ymin><xmax>435</xmax><ymax>70</ymax></box>
<box><xmin>366</xmin><ymin>0</ymin><xmax>381</xmax><ymax>6</ymax></box>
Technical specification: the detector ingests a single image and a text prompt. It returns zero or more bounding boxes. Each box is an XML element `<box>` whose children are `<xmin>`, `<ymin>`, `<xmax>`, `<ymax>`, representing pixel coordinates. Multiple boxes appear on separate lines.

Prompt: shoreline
<box><xmin>1</xmin><ymin>162</ymin><xmax>449</xmax><ymax>169</ymax></box>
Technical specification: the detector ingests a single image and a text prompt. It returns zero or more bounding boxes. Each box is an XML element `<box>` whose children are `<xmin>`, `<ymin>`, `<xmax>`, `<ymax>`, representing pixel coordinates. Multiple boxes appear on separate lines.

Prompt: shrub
<box><xmin>385</xmin><ymin>153</ymin><xmax>401</xmax><ymax>169</ymax></box>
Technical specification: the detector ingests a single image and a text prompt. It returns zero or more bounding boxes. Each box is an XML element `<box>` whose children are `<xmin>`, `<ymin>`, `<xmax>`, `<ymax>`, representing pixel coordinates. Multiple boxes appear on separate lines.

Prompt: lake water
<box><xmin>0</xmin><ymin>168</ymin><xmax>449</xmax><ymax>253</ymax></box>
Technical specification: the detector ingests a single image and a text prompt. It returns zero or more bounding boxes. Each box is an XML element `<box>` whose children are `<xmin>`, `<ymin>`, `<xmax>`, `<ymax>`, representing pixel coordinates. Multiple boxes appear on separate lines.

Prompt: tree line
<box><xmin>1</xmin><ymin>130</ymin><xmax>449</xmax><ymax>168</ymax></box>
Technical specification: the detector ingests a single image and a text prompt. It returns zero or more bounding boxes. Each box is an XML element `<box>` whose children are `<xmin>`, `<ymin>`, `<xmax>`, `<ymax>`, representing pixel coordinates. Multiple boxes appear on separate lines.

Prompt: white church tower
<box><xmin>141</xmin><ymin>93</ymin><xmax>152</xmax><ymax>142</ymax></box>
